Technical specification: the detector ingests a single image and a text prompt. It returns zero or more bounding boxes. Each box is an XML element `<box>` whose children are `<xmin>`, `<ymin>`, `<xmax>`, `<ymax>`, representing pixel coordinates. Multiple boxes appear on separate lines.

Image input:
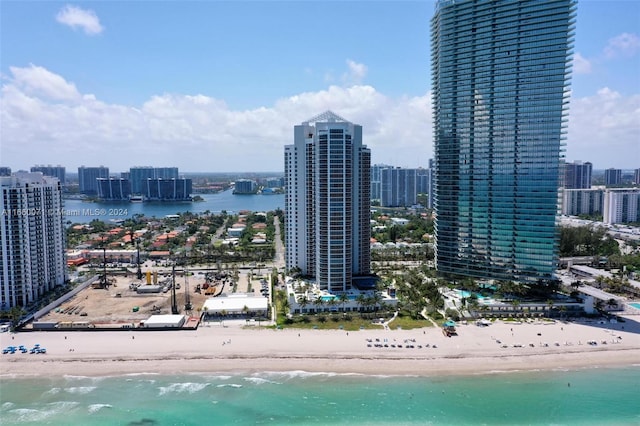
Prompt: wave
<box><xmin>243</xmin><ymin>376</ymin><xmax>281</xmax><ymax>385</ymax></box>
<box><xmin>63</xmin><ymin>375</ymin><xmax>106</xmax><ymax>382</ymax></box>
<box><xmin>43</xmin><ymin>387</ymin><xmax>62</xmax><ymax>396</ymax></box>
<box><xmin>65</xmin><ymin>386</ymin><xmax>97</xmax><ymax>395</ymax></box>
<box><xmin>215</xmin><ymin>383</ymin><xmax>243</xmax><ymax>388</ymax></box>
<box><xmin>201</xmin><ymin>374</ymin><xmax>233</xmax><ymax>381</ymax></box>
<box><xmin>88</xmin><ymin>403</ymin><xmax>113</xmax><ymax>414</ymax></box>
<box><xmin>9</xmin><ymin>401</ymin><xmax>79</xmax><ymax>423</ymax></box>
<box><xmin>158</xmin><ymin>382</ymin><xmax>210</xmax><ymax>396</ymax></box>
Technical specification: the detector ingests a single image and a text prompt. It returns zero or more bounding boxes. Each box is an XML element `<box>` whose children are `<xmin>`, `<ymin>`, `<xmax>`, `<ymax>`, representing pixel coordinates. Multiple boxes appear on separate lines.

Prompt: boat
<box><xmin>129</xmin><ymin>195</ymin><xmax>144</xmax><ymax>202</ymax></box>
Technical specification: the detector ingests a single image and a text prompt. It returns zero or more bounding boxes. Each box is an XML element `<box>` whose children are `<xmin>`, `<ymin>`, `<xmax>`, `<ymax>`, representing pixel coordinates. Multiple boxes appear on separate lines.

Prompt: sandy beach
<box><xmin>2</xmin><ymin>317</ymin><xmax>640</xmax><ymax>378</ymax></box>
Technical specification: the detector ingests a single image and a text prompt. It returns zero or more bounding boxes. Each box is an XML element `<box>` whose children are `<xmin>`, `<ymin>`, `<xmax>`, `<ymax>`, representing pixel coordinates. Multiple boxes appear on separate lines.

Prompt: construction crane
<box><xmin>171</xmin><ymin>265</ymin><xmax>179</xmax><ymax>315</ymax></box>
<box><xmin>184</xmin><ymin>264</ymin><xmax>192</xmax><ymax>312</ymax></box>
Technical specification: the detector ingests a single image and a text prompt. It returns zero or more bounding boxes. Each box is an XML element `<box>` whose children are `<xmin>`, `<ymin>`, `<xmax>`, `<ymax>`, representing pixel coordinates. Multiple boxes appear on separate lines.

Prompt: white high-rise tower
<box><xmin>1</xmin><ymin>172</ymin><xmax>67</xmax><ymax>310</ymax></box>
<box><xmin>285</xmin><ymin>111</ymin><xmax>371</xmax><ymax>293</ymax></box>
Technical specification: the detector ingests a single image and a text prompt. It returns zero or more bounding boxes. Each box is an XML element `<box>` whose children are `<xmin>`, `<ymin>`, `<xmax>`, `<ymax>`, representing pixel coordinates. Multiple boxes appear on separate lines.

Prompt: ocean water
<box><xmin>1</xmin><ymin>367</ymin><xmax>639</xmax><ymax>425</ymax></box>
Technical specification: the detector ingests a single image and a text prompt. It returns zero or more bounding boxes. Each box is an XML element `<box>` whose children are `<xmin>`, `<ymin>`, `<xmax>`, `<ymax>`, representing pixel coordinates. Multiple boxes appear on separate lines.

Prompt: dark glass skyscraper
<box><xmin>431</xmin><ymin>0</ymin><xmax>576</xmax><ymax>283</ymax></box>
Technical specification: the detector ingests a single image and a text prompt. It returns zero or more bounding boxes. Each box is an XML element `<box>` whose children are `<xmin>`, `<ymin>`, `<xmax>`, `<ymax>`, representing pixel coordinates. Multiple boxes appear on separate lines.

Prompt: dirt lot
<box><xmin>36</xmin><ymin>274</ymin><xmax>212</xmax><ymax>328</ymax></box>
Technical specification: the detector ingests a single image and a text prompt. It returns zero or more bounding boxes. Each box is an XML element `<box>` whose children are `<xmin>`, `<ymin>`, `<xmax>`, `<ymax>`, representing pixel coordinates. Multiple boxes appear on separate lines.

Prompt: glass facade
<box><xmin>431</xmin><ymin>0</ymin><xmax>576</xmax><ymax>283</ymax></box>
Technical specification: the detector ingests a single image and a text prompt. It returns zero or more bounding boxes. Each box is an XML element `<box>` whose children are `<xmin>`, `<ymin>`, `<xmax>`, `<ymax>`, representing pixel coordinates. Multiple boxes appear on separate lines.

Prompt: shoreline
<box><xmin>3</xmin><ymin>350</ymin><xmax>640</xmax><ymax>380</ymax></box>
<box><xmin>2</xmin><ymin>317</ymin><xmax>640</xmax><ymax>379</ymax></box>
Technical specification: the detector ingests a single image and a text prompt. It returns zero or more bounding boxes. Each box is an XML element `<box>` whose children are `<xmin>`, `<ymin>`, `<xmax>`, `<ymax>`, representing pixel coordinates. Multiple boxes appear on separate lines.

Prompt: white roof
<box><xmin>144</xmin><ymin>314</ymin><xmax>185</xmax><ymax>325</ymax></box>
<box><xmin>202</xmin><ymin>294</ymin><xmax>268</xmax><ymax>312</ymax></box>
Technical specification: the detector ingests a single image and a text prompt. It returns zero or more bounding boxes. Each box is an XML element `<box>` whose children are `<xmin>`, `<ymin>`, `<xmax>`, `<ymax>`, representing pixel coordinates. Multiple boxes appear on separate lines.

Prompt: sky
<box><xmin>1</xmin><ymin>1</ymin><xmax>639</xmax><ymax>173</ymax></box>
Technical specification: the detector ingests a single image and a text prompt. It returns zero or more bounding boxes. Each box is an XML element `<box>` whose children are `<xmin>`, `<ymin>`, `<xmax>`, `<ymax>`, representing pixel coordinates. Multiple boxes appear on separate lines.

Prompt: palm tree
<box><xmin>338</xmin><ymin>293</ymin><xmax>349</xmax><ymax>313</ymax></box>
<box><xmin>313</xmin><ymin>297</ymin><xmax>325</xmax><ymax>314</ymax></box>
<box><xmin>371</xmin><ymin>292</ymin><xmax>383</xmax><ymax>312</ymax></box>
<box><xmin>297</xmin><ymin>296</ymin><xmax>309</xmax><ymax>314</ymax></box>
<box><xmin>510</xmin><ymin>299</ymin><xmax>521</xmax><ymax>316</ymax></box>
<box><xmin>8</xmin><ymin>306</ymin><xmax>25</xmax><ymax>331</ymax></box>
<box><xmin>558</xmin><ymin>305</ymin><xmax>567</xmax><ymax>319</ymax></box>
<box><xmin>355</xmin><ymin>294</ymin><xmax>367</xmax><ymax>313</ymax></box>
<box><xmin>326</xmin><ymin>297</ymin><xmax>338</xmax><ymax>312</ymax></box>
<box><xmin>281</xmin><ymin>298</ymin><xmax>290</xmax><ymax>317</ymax></box>
<box><xmin>546</xmin><ymin>299</ymin><xmax>555</xmax><ymax>318</ymax></box>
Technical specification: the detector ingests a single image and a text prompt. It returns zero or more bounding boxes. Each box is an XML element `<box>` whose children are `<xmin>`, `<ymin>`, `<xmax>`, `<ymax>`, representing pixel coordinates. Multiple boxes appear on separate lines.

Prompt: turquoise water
<box><xmin>458</xmin><ymin>290</ymin><xmax>487</xmax><ymax>300</ymax></box>
<box><xmin>2</xmin><ymin>367</ymin><xmax>639</xmax><ymax>425</ymax></box>
<box><xmin>320</xmin><ymin>295</ymin><xmax>357</xmax><ymax>302</ymax></box>
<box><xmin>629</xmin><ymin>302</ymin><xmax>640</xmax><ymax>310</ymax></box>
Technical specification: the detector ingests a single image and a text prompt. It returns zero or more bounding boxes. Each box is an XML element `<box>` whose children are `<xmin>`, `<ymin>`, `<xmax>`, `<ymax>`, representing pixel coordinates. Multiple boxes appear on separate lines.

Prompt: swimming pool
<box><xmin>320</xmin><ymin>295</ymin><xmax>357</xmax><ymax>302</ymax></box>
<box><xmin>457</xmin><ymin>290</ymin><xmax>487</xmax><ymax>300</ymax></box>
<box><xmin>629</xmin><ymin>302</ymin><xmax>640</xmax><ymax>310</ymax></box>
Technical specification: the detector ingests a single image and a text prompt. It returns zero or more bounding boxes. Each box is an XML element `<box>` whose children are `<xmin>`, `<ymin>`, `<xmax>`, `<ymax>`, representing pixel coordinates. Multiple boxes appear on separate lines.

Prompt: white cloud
<box><xmin>1</xmin><ymin>65</ymin><xmax>638</xmax><ymax>172</ymax></box>
<box><xmin>565</xmin><ymin>88</ymin><xmax>640</xmax><ymax>168</ymax></box>
<box><xmin>56</xmin><ymin>4</ymin><xmax>104</xmax><ymax>35</ymax></box>
<box><xmin>604</xmin><ymin>32</ymin><xmax>640</xmax><ymax>59</ymax></box>
<box><xmin>0</xmin><ymin>65</ymin><xmax>432</xmax><ymax>171</ymax></box>
<box><xmin>9</xmin><ymin>64</ymin><xmax>82</xmax><ymax>101</ymax></box>
<box><xmin>572</xmin><ymin>53</ymin><xmax>592</xmax><ymax>74</ymax></box>
<box><xmin>341</xmin><ymin>59</ymin><xmax>368</xmax><ymax>85</ymax></box>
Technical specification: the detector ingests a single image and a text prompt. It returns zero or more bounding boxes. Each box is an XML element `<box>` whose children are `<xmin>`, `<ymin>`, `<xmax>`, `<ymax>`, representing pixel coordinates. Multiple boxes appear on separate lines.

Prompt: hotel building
<box><xmin>0</xmin><ymin>172</ymin><xmax>67</xmax><ymax>309</ymax></box>
<box><xmin>285</xmin><ymin>111</ymin><xmax>371</xmax><ymax>293</ymax></box>
<box><xmin>431</xmin><ymin>0</ymin><xmax>576</xmax><ymax>283</ymax></box>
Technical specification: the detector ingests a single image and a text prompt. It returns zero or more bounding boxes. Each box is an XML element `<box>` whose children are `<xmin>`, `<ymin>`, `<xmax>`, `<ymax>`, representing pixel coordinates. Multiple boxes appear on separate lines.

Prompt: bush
<box><xmin>445</xmin><ymin>308</ymin><xmax>460</xmax><ymax>322</ymax></box>
<box><xmin>431</xmin><ymin>311</ymin><xmax>444</xmax><ymax>321</ymax></box>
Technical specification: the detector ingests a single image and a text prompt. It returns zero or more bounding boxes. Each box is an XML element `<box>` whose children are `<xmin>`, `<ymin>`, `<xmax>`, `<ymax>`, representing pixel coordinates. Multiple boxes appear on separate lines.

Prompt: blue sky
<box><xmin>1</xmin><ymin>1</ymin><xmax>639</xmax><ymax>172</ymax></box>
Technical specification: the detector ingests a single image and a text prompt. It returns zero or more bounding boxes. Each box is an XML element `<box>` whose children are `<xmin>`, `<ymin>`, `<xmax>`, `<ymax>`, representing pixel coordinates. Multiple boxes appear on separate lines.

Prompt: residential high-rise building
<box><xmin>233</xmin><ymin>179</ymin><xmax>258</xmax><ymax>194</ymax></box>
<box><xmin>603</xmin><ymin>189</ymin><xmax>640</xmax><ymax>224</ymax></box>
<box><xmin>143</xmin><ymin>178</ymin><xmax>192</xmax><ymax>201</ymax></box>
<box><xmin>0</xmin><ymin>167</ymin><xmax>11</xmax><ymax>177</ymax></box>
<box><xmin>97</xmin><ymin>178</ymin><xmax>131</xmax><ymax>201</ymax></box>
<box><xmin>1</xmin><ymin>172</ymin><xmax>67</xmax><ymax>309</ymax></box>
<box><xmin>634</xmin><ymin>168</ymin><xmax>640</xmax><ymax>185</ymax></box>
<box><xmin>78</xmin><ymin>166</ymin><xmax>110</xmax><ymax>195</ymax></box>
<box><xmin>30</xmin><ymin>165</ymin><xmax>66</xmax><ymax>186</ymax></box>
<box><xmin>563</xmin><ymin>161</ymin><xmax>592</xmax><ymax>189</ymax></box>
<box><xmin>431</xmin><ymin>0</ymin><xmax>576</xmax><ymax>283</ymax></box>
<box><xmin>129</xmin><ymin>167</ymin><xmax>180</xmax><ymax>196</ymax></box>
<box><xmin>416</xmin><ymin>167</ymin><xmax>430</xmax><ymax>206</ymax></box>
<box><xmin>427</xmin><ymin>159</ymin><xmax>435</xmax><ymax>209</ymax></box>
<box><xmin>562</xmin><ymin>189</ymin><xmax>604</xmax><ymax>216</ymax></box>
<box><xmin>129</xmin><ymin>167</ymin><xmax>156</xmax><ymax>195</ymax></box>
<box><xmin>381</xmin><ymin>167</ymin><xmax>418</xmax><ymax>207</ymax></box>
<box><xmin>370</xmin><ymin>164</ymin><xmax>391</xmax><ymax>202</ymax></box>
<box><xmin>285</xmin><ymin>111</ymin><xmax>371</xmax><ymax>293</ymax></box>
<box><xmin>604</xmin><ymin>168</ymin><xmax>622</xmax><ymax>186</ymax></box>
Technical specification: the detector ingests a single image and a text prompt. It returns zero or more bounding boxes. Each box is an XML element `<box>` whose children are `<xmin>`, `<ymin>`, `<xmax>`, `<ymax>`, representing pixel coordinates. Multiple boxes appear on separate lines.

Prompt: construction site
<box><xmin>30</xmin><ymin>269</ymin><xmax>235</xmax><ymax>330</ymax></box>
